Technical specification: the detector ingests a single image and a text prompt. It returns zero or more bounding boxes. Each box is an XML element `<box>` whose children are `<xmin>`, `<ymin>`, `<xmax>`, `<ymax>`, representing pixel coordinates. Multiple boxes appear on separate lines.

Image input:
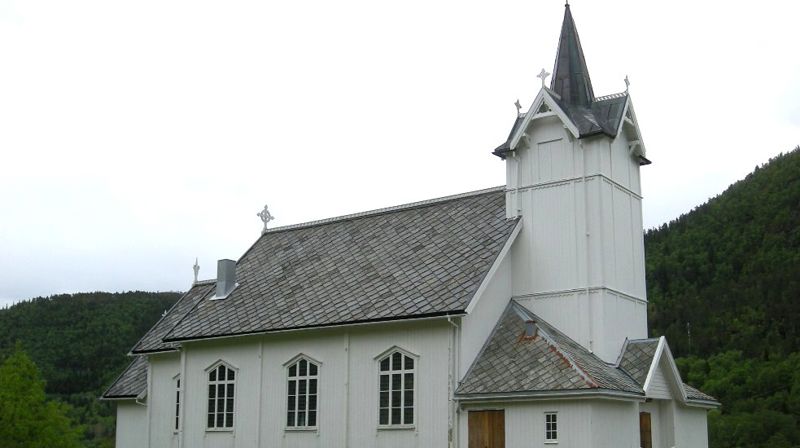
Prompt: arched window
<box><xmin>378</xmin><ymin>350</ymin><xmax>415</xmax><ymax>426</ymax></box>
<box><xmin>207</xmin><ymin>362</ymin><xmax>236</xmax><ymax>430</ymax></box>
<box><xmin>286</xmin><ymin>357</ymin><xmax>319</xmax><ymax>428</ymax></box>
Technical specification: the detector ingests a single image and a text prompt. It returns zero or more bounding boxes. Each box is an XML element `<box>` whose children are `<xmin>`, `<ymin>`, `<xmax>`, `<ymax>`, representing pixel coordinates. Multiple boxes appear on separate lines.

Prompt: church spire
<box><xmin>550</xmin><ymin>3</ymin><xmax>595</xmax><ymax>106</ymax></box>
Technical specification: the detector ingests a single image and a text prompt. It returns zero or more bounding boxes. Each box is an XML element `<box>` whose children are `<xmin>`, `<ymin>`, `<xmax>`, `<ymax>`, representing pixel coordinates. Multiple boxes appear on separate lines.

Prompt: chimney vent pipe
<box><xmin>216</xmin><ymin>259</ymin><xmax>236</xmax><ymax>298</ymax></box>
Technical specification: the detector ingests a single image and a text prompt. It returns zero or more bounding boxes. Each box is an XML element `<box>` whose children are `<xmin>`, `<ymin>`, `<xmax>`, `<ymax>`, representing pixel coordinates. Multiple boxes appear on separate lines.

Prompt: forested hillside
<box><xmin>646</xmin><ymin>147</ymin><xmax>800</xmax><ymax>447</ymax></box>
<box><xmin>0</xmin><ymin>291</ymin><xmax>180</xmax><ymax>447</ymax></box>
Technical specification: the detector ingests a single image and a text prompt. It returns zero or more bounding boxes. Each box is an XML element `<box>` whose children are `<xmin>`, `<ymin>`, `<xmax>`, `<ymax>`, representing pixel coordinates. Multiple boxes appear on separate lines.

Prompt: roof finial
<box><xmin>624</xmin><ymin>75</ymin><xmax>630</xmax><ymax>92</ymax></box>
<box><xmin>537</xmin><ymin>68</ymin><xmax>551</xmax><ymax>88</ymax></box>
<box><xmin>257</xmin><ymin>204</ymin><xmax>275</xmax><ymax>234</ymax></box>
<box><xmin>193</xmin><ymin>258</ymin><xmax>199</xmax><ymax>284</ymax></box>
<box><xmin>514</xmin><ymin>99</ymin><xmax>522</xmax><ymax>115</ymax></box>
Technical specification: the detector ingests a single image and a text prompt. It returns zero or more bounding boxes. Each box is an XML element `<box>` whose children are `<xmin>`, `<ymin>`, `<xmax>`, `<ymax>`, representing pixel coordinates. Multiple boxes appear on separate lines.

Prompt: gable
<box><xmin>646</xmin><ymin>357</ymin><xmax>678</xmax><ymax>400</ymax></box>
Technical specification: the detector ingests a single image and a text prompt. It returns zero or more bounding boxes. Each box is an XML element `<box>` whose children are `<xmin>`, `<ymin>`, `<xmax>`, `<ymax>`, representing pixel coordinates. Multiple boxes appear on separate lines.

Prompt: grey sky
<box><xmin>1</xmin><ymin>0</ymin><xmax>798</xmax><ymax>307</ymax></box>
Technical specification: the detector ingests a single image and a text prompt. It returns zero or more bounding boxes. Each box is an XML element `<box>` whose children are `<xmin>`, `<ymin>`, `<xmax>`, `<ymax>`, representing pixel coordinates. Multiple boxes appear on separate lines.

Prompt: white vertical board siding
<box><xmin>658</xmin><ymin>400</ymin><xmax>677</xmax><ymax>448</ymax></box>
<box><xmin>458</xmin><ymin>399</ymin><xmax>640</xmax><ymax>448</ymax></box>
<box><xmin>639</xmin><ymin>401</ymin><xmax>663</xmax><ymax>448</ymax></box>
<box><xmin>674</xmin><ymin>405</ymin><xmax>710</xmax><ymax>448</ymax></box>
<box><xmin>157</xmin><ymin>320</ymin><xmax>451</xmax><ymax>448</ymax></box>
<box><xmin>346</xmin><ymin>321</ymin><xmax>451</xmax><ymax>448</ymax></box>
<box><xmin>116</xmin><ymin>401</ymin><xmax>148</xmax><ymax>448</ymax></box>
<box><xmin>148</xmin><ymin>353</ymin><xmax>181</xmax><ymax>448</ymax></box>
<box><xmin>590</xmin><ymin>400</ymin><xmax>640</xmax><ymax>448</ymax></box>
<box><xmin>460</xmin><ymin>255</ymin><xmax>512</xmax><ymax>377</ymax></box>
<box><xmin>506</xmin><ymin>114</ymin><xmax>648</xmax><ymax>362</ymax></box>
<box><xmin>181</xmin><ymin>339</ymin><xmax>261</xmax><ymax>448</ymax></box>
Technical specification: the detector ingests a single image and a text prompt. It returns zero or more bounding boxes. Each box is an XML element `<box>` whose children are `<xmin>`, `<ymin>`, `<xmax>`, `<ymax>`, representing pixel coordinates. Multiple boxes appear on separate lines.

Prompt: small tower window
<box><xmin>545</xmin><ymin>412</ymin><xmax>558</xmax><ymax>442</ymax></box>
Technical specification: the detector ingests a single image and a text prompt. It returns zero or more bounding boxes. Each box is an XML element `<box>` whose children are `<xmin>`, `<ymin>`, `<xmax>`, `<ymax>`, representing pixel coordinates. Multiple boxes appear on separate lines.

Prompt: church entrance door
<box><xmin>468</xmin><ymin>410</ymin><xmax>505</xmax><ymax>448</ymax></box>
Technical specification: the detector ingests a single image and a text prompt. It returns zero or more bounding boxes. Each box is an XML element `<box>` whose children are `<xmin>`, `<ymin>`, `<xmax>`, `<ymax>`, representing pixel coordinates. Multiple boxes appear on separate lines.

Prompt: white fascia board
<box><xmin>642</xmin><ymin>336</ymin><xmax>664</xmax><ymax>393</ymax></box>
<box><xmin>456</xmin><ymin>389</ymin><xmax>645</xmax><ymax>403</ymax></box>
<box><xmin>684</xmin><ymin>399</ymin><xmax>722</xmax><ymax>409</ymax></box>
<box><xmin>661</xmin><ymin>339</ymin><xmax>689</xmax><ymax>402</ymax></box>
<box><xmin>464</xmin><ymin>220</ymin><xmax>523</xmax><ymax>314</ymax></box>
<box><xmin>509</xmin><ymin>89</ymin><xmax>580</xmax><ymax>151</ymax></box>
<box><xmin>617</xmin><ymin>96</ymin><xmax>647</xmax><ymax>158</ymax></box>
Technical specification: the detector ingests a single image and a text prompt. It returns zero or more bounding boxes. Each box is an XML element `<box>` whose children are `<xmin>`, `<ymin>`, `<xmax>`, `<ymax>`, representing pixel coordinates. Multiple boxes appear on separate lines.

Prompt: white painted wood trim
<box><xmin>643</xmin><ymin>336</ymin><xmax>689</xmax><ymax>402</ymax></box>
<box><xmin>661</xmin><ymin>340</ymin><xmax>689</xmax><ymax>402</ymax></box>
<box><xmin>464</xmin><ymin>220</ymin><xmax>523</xmax><ymax>314</ymax></box>
<box><xmin>642</xmin><ymin>336</ymin><xmax>664</xmax><ymax>393</ymax></box>
<box><xmin>509</xmin><ymin>89</ymin><xmax>580</xmax><ymax>151</ymax></box>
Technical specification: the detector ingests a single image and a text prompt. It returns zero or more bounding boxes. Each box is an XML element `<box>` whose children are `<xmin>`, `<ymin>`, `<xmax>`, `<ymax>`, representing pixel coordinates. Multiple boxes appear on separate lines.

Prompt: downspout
<box><xmin>581</xmin><ymin>139</ymin><xmax>594</xmax><ymax>352</ymax></box>
<box><xmin>146</xmin><ymin>358</ymin><xmax>153</xmax><ymax>448</ymax></box>
<box><xmin>447</xmin><ymin>316</ymin><xmax>460</xmax><ymax>448</ymax></box>
<box><xmin>256</xmin><ymin>340</ymin><xmax>264</xmax><ymax>448</ymax></box>
<box><xmin>178</xmin><ymin>348</ymin><xmax>187</xmax><ymax>448</ymax></box>
<box><xmin>343</xmin><ymin>332</ymin><xmax>350</xmax><ymax>448</ymax></box>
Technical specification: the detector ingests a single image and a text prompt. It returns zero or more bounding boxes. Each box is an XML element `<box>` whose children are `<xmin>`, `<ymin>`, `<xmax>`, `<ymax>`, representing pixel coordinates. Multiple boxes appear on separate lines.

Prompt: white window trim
<box><xmin>544</xmin><ymin>411</ymin><xmax>558</xmax><ymax>444</ymax></box>
<box><xmin>205</xmin><ymin>360</ymin><xmax>238</xmax><ymax>432</ymax></box>
<box><xmin>284</xmin><ymin>356</ymin><xmax>321</xmax><ymax>431</ymax></box>
<box><xmin>376</xmin><ymin>347</ymin><xmax>418</xmax><ymax>430</ymax></box>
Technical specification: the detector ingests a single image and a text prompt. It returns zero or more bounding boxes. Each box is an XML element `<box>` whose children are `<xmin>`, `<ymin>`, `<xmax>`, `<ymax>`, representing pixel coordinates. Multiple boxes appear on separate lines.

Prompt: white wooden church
<box><xmin>103</xmin><ymin>5</ymin><xmax>718</xmax><ymax>447</ymax></box>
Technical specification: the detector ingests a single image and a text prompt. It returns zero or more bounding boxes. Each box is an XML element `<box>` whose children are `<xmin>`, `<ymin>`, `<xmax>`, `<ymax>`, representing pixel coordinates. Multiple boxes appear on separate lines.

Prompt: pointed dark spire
<box><xmin>550</xmin><ymin>3</ymin><xmax>595</xmax><ymax>106</ymax></box>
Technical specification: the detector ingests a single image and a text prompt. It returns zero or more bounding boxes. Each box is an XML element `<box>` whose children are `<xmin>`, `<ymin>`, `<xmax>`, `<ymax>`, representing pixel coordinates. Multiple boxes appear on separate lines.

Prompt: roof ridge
<box><xmin>627</xmin><ymin>337</ymin><xmax>660</xmax><ymax>343</ymax></box>
<box><xmin>263</xmin><ymin>186</ymin><xmax>505</xmax><ymax>234</ymax></box>
<box><xmin>594</xmin><ymin>91</ymin><xmax>628</xmax><ymax>102</ymax></box>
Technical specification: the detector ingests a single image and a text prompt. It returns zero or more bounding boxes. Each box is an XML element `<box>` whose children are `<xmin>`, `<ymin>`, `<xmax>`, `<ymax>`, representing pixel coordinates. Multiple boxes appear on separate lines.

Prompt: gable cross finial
<box><xmin>514</xmin><ymin>99</ymin><xmax>522</xmax><ymax>115</ymax></box>
<box><xmin>624</xmin><ymin>75</ymin><xmax>630</xmax><ymax>92</ymax></box>
<box><xmin>537</xmin><ymin>68</ymin><xmax>551</xmax><ymax>88</ymax></box>
<box><xmin>193</xmin><ymin>258</ymin><xmax>199</xmax><ymax>284</ymax></box>
<box><xmin>257</xmin><ymin>204</ymin><xmax>275</xmax><ymax>233</ymax></box>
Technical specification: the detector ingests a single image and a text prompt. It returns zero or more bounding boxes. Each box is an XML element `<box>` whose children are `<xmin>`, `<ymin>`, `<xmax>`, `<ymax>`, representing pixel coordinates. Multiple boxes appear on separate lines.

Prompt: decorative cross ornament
<box><xmin>537</xmin><ymin>68</ymin><xmax>551</xmax><ymax>88</ymax></box>
<box><xmin>514</xmin><ymin>99</ymin><xmax>522</xmax><ymax>114</ymax></box>
<box><xmin>193</xmin><ymin>258</ymin><xmax>199</xmax><ymax>284</ymax></box>
<box><xmin>624</xmin><ymin>75</ymin><xmax>630</xmax><ymax>92</ymax></box>
<box><xmin>257</xmin><ymin>204</ymin><xmax>275</xmax><ymax>233</ymax></box>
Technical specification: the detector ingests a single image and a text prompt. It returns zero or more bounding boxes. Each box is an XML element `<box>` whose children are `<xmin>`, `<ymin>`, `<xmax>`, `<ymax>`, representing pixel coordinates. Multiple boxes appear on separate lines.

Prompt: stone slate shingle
<box><xmin>456</xmin><ymin>302</ymin><xmax>643</xmax><ymax>396</ymax></box>
<box><xmin>618</xmin><ymin>338</ymin><xmax>659</xmax><ymax>385</ymax></box>
<box><xmin>130</xmin><ymin>282</ymin><xmax>215</xmax><ymax>354</ymax></box>
<box><xmin>102</xmin><ymin>356</ymin><xmax>147</xmax><ymax>399</ymax></box>
<box><xmin>163</xmin><ymin>187</ymin><xmax>518</xmax><ymax>342</ymax></box>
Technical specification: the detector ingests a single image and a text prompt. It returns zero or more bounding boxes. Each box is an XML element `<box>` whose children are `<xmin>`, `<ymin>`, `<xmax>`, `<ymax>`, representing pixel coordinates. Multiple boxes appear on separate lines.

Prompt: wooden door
<box><xmin>639</xmin><ymin>412</ymin><xmax>652</xmax><ymax>448</ymax></box>
<box><xmin>468</xmin><ymin>410</ymin><xmax>505</xmax><ymax>448</ymax></box>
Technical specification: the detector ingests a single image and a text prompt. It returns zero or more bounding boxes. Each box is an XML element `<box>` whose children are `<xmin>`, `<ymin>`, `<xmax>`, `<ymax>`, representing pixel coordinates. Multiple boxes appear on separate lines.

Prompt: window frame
<box><xmin>284</xmin><ymin>355</ymin><xmax>321</xmax><ymax>431</ymax></box>
<box><xmin>205</xmin><ymin>361</ymin><xmax>238</xmax><ymax>432</ymax></box>
<box><xmin>173</xmin><ymin>374</ymin><xmax>181</xmax><ymax>433</ymax></box>
<box><xmin>375</xmin><ymin>347</ymin><xmax>418</xmax><ymax>429</ymax></box>
<box><xmin>544</xmin><ymin>411</ymin><xmax>558</xmax><ymax>444</ymax></box>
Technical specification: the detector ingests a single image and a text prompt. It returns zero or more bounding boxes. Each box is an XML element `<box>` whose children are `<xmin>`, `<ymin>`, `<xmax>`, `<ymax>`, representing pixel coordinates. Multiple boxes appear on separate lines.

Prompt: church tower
<box><xmin>494</xmin><ymin>3</ymin><xmax>650</xmax><ymax>363</ymax></box>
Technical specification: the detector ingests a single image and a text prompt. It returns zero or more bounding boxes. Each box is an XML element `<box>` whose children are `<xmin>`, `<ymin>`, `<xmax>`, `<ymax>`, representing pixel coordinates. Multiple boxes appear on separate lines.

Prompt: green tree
<box><xmin>0</xmin><ymin>345</ymin><xmax>83</xmax><ymax>448</ymax></box>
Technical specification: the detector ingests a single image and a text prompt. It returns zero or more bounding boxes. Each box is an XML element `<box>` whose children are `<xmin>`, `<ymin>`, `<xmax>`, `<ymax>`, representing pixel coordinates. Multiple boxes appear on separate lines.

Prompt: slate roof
<box><xmin>551</xmin><ymin>3</ymin><xmax>594</xmax><ymax>107</ymax></box>
<box><xmin>456</xmin><ymin>302</ymin><xmax>642</xmax><ymax>397</ymax></box>
<box><xmin>160</xmin><ymin>187</ymin><xmax>518</xmax><ymax>342</ymax></box>
<box><xmin>130</xmin><ymin>282</ymin><xmax>215</xmax><ymax>354</ymax></box>
<box><xmin>618</xmin><ymin>338</ymin><xmax>659</xmax><ymax>385</ymax></box>
<box><xmin>102</xmin><ymin>356</ymin><xmax>148</xmax><ymax>399</ymax></box>
<box><xmin>684</xmin><ymin>383</ymin><xmax>718</xmax><ymax>403</ymax></box>
<box><xmin>618</xmin><ymin>338</ymin><xmax>720</xmax><ymax>405</ymax></box>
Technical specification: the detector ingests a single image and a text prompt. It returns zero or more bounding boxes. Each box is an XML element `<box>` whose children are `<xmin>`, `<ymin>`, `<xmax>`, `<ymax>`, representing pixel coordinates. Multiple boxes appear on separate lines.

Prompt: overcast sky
<box><xmin>1</xmin><ymin>0</ymin><xmax>797</xmax><ymax>307</ymax></box>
